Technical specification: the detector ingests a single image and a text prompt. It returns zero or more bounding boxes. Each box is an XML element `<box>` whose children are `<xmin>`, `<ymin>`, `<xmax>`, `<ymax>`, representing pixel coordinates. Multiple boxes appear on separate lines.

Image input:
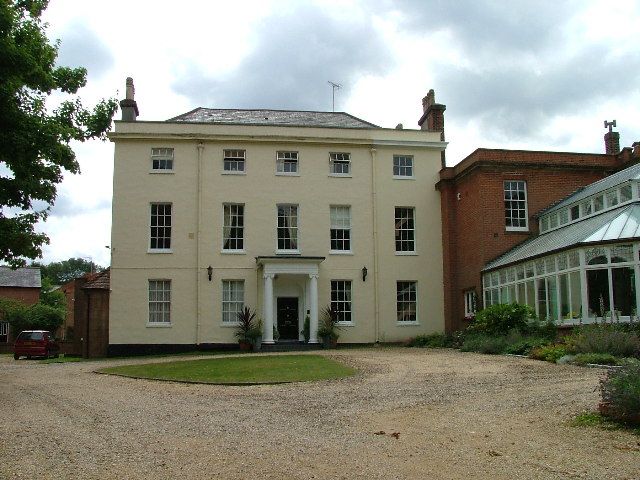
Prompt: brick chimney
<box><xmin>632</xmin><ymin>141</ymin><xmax>640</xmax><ymax>158</ymax></box>
<box><xmin>604</xmin><ymin>119</ymin><xmax>620</xmax><ymax>155</ymax></box>
<box><xmin>120</xmin><ymin>77</ymin><xmax>139</xmax><ymax>121</ymax></box>
<box><xmin>418</xmin><ymin>89</ymin><xmax>446</xmax><ymax>167</ymax></box>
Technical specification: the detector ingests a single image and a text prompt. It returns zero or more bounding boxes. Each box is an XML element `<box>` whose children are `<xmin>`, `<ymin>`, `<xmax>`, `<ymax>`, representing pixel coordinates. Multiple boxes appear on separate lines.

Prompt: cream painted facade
<box><xmin>109</xmin><ymin>117</ymin><xmax>446</xmax><ymax>348</ymax></box>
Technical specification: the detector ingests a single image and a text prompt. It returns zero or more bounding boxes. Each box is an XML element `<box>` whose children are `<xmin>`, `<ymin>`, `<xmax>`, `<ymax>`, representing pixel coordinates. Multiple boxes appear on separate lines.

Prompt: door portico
<box><xmin>256</xmin><ymin>256</ymin><xmax>325</xmax><ymax>344</ymax></box>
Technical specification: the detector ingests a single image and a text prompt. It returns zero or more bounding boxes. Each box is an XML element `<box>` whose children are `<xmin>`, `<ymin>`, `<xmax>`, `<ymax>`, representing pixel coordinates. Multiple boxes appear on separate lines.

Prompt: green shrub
<box><xmin>25</xmin><ymin>303</ymin><xmax>65</xmax><ymax>332</ymax></box>
<box><xmin>503</xmin><ymin>336</ymin><xmax>551</xmax><ymax>355</ymax></box>
<box><xmin>571</xmin><ymin>353</ymin><xmax>620</xmax><ymax>366</ymax></box>
<box><xmin>461</xmin><ymin>334</ymin><xmax>508</xmax><ymax>354</ymax></box>
<box><xmin>529</xmin><ymin>344</ymin><xmax>568</xmax><ymax>363</ymax></box>
<box><xmin>568</xmin><ymin>324</ymin><xmax>640</xmax><ymax>358</ymax></box>
<box><xmin>599</xmin><ymin>360</ymin><xmax>640</xmax><ymax>425</ymax></box>
<box><xmin>409</xmin><ymin>333</ymin><xmax>449</xmax><ymax>348</ymax></box>
<box><xmin>469</xmin><ymin>303</ymin><xmax>550</xmax><ymax>337</ymax></box>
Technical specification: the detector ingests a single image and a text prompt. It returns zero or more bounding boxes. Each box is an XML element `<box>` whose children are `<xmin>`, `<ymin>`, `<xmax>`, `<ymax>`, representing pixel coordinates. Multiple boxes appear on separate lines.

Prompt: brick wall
<box><xmin>438</xmin><ymin>148</ymin><xmax>632</xmax><ymax>332</ymax></box>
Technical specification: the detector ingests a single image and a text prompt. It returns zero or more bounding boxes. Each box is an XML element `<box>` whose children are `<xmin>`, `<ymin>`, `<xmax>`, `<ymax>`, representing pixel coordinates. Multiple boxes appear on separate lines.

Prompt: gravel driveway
<box><xmin>1</xmin><ymin>348</ymin><xmax>638</xmax><ymax>479</ymax></box>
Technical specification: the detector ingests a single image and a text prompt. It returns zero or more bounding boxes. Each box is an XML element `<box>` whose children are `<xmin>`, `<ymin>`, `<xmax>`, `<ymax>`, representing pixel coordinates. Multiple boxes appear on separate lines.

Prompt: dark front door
<box><xmin>277</xmin><ymin>297</ymin><xmax>299</xmax><ymax>340</ymax></box>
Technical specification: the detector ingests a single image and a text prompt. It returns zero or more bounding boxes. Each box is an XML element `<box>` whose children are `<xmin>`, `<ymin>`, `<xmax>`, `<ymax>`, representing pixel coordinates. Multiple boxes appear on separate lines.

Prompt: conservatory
<box><xmin>483</xmin><ymin>163</ymin><xmax>640</xmax><ymax>325</ymax></box>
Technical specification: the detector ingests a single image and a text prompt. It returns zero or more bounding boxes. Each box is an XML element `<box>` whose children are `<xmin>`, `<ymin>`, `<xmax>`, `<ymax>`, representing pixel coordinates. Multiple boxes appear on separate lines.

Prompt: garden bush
<box><xmin>460</xmin><ymin>334</ymin><xmax>508</xmax><ymax>354</ymax></box>
<box><xmin>571</xmin><ymin>353</ymin><xmax>620</xmax><ymax>366</ymax></box>
<box><xmin>409</xmin><ymin>333</ymin><xmax>449</xmax><ymax>348</ymax></box>
<box><xmin>567</xmin><ymin>324</ymin><xmax>640</xmax><ymax>358</ymax></box>
<box><xmin>529</xmin><ymin>344</ymin><xmax>568</xmax><ymax>363</ymax></box>
<box><xmin>599</xmin><ymin>359</ymin><xmax>640</xmax><ymax>425</ymax></box>
<box><xmin>0</xmin><ymin>297</ymin><xmax>64</xmax><ymax>335</ymax></box>
<box><xmin>468</xmin><ymin>303</ymin><xmax>535</xmax><ymax>336</ymax></box>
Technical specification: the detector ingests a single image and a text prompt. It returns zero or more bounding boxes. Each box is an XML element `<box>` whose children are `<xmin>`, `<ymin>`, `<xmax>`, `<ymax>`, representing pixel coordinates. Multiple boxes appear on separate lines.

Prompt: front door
<box><xmin>277</xmin><ymin>297</ymin><xmax>299</xmax><ymax>340</ymax></box>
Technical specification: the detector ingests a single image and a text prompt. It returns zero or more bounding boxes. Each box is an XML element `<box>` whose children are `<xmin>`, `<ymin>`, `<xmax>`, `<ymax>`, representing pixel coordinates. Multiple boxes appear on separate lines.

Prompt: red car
<box><xmin>13</xmin><ymin>330</ymin><xmax>60</xmax><ymax>360</ymax></box>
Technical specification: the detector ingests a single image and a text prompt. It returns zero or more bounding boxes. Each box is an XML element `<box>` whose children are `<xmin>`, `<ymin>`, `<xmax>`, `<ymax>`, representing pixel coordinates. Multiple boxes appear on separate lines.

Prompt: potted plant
<box><xmin>317</xmin><ymin>305</ymin><xmax>340</xmax><ymax>348</ymax></box>
<box><xmin>235</xmin><ymin>307</ymin><xmax>257</xmax><ymax>351</ymax></box>
<box><xmin>251</xmin><ymin>318</ymin><xmax>263</xmax><ymax>351</ymax></box>
<box><xmin>301</xmin><ymin>314</ymin><xmax>311</xmax><ymax>343</ymax></box>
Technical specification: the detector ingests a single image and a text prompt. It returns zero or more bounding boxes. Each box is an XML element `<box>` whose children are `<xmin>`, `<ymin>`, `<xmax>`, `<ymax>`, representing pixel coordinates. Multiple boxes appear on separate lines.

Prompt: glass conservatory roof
<box><xmin>484</xmin><ymin>202</ymin><xmax>640</xmax><ymax>271</ymax></box>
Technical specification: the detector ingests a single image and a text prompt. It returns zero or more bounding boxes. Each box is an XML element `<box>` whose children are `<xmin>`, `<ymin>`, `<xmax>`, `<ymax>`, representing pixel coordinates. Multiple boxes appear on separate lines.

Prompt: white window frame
<box><xmin>223</xmin><ymin>149</ymin><xmax>246</xmax><ymax>174</ymax></box>
<box><xmin>331</xmin><ymin>280</ymin><xmax>353</xmax><ymax>325</ymax></box>
<box><xmin>150</xmin><ymin>147</ymin><xmax>174</xmax><ymax>172</ymax></box>
<box><xmin>148</xmin><ymin>280</ymin><xmax>171</xmax><ymax>326</ymax></box>
<box><xmin>276</xmin><ymin>151</ymin><xmax>299</xmax><ymax>175</ymax></box>
<box><xmin>504</xmin><ymin>180</ymin><xmax>528</xmax><ymax>231</ymax></box>
<box><xmin>396</xmin><ymin>281</ymin><xmax>418</xmax><ymax>324</ymax></box>
<box><xmin>149</xmin><ymin>203</ymin><xmax>172</xmax><ymax>252</ymax></box>
<box><xmin>394</xmin><ymin>207</ymin><xmax>416</xmax><ymax>254</ymax></box>
<box><xmin>393</xmin><ymin>155</ymin><xmax>414</xmax><ymax>179</ymax></box>
<box><xmin>222</xmin><ymin>280</ymin><xmax>244</xmax><ymax>324</ymax></box>
<box><xmin>329</xmin><ymin>152</ymin><xmax>351</xmax><ymax>176</ymax></box>
<box><xmin>222</xmin><ymin>203</ymin><xmax>245</xmax><ymax>253</ymax></box>
<box><xmin>464</xmin><ymin>290</ymin><xmax>477</xmax><ymax>317</ymax></box>
<box><xmin>0</xmin><ymin>321</ymin><xmax>9</xmax><ymax>342</ymax></box>
<box><xmin>330</xmin><ymin>205</ymin><xmax>351</xmax><ymax>253</ymax></box>
<box><xmin>276</xmin><ymin>204</ymin><xmax>299</xmax><ymax>253</ymax></box>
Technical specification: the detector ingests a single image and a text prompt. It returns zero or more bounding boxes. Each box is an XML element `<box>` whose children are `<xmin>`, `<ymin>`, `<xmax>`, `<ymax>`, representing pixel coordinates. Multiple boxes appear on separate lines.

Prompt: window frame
<box><xmin>394</xmin><ymin>206</ymin><xmax>416</xmax><ymax>254</ymax></box>
<box><xmin>148</xmin><ymin>279</ymin><xmax>171</xmax><ymax>326</ymax></box>
<box><xmin>330</xmin><ymin>205</ymin><xmax>352</xmax><ymax>253</ymax></box>
<box><xmin>331</xmin><ymin>280</ymin><xmax>353</xmax><ymax>325</ymax></box>
<box><xmin>329</xmin><ymin>152</ymin><xmax>351</xmax><ymax>177</ymax></box>
<box><xmin>396</xmin><ymin>281</ymin><xmax>418</xmax><ymax>324</ymax></box>
<box><xmin>222</xmin><ymin>280</ymin><xmax>245</xmax><ymax>324</ymax></box>
<box><xmin>504</xmin><ymin>180</ymin><xmax>529</xmax><ymax>232</ymax></box>
<box><xmin>276</xmin><ymin>204</ymin><xmax>299</xmax><ymax>253</ymax></box>
<box><xmin>464</xmin><ymin>290</ymin><xmax>477</xmax><ymax>317</ymax></box>
<box><xmin>150</xmin><ymin>147</ymin><xmax>174</xmax><ymax>172</ymax></box>
<box><xmin>223</xmin><ymin>149</ymin><xmax>246</xmax><ymax>174</ymax></box>
<box><xmin>149</xmin><ymin>202</ymin><xmax>172</xmax><ymax>253</ymax></box>
<box><xmin>276</xmin><ymin>151</ymin><xmax>299</xmax><ymax>176</ymax></box>
<box><xmin>222</xmin><ymin>203</ymin><xmax>245</xmax><ymax>253</ymax></box>
<box><xmin>393</xmin><ymin>155</ymin><xmax>414</xmax><ymax>179</ymax></box>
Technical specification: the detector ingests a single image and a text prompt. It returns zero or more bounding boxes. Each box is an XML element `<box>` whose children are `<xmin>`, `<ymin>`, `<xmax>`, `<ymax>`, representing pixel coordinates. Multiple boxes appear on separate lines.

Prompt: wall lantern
<box><xmin>207</xmin><ymin>265</ymin><xmax>213</xmax><ymax>282</ymax></box>
<box><xmin>362</xmin><ymin>266</ymin><xmax>368</xmax><ymax>282</ymax></box>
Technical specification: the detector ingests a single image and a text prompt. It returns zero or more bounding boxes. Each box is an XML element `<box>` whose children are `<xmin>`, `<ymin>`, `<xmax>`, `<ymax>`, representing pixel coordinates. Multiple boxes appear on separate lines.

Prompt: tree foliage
<box><xmin>35</xmin><ymin>257</ymin><xmax>100</xmax><ymax>284</ymax></box>
<box><xmin>0</xmin><ymin>0</ymin><xmax>118</xmax><ymax>266</ymax></box>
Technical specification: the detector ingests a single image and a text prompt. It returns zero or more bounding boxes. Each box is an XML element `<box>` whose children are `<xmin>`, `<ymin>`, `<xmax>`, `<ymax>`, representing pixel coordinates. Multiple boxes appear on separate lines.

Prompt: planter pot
<box><xmin>238</xmin><ymin>340</ymin><xmax>253</xmax><ymax>352</ymax></box>
<box><xmin>322</xmin><ymin>336</ymin><xmax>338</xmax><ymax>349</ymax></box>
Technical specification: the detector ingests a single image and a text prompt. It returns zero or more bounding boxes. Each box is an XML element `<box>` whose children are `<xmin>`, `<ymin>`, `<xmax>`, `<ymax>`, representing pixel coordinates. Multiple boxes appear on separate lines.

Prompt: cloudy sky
<box><xmin>32</xmin><ymin>0</ymin><xmax>640</xmax><ymax>267</ymax></box>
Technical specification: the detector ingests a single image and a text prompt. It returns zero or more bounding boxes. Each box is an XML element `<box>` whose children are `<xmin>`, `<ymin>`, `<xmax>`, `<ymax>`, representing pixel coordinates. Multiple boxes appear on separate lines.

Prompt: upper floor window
<box><xmin>223</xmin><ymin>149</ymin><xmax>245</xmax><ymax>173</ymax></box>
<box><xmin>222</xmin><ymin>280</ymin><xmax>244</xmax><ymax>323</ymax></box>
<box><xmin>277</xmin><ymin>204</ymin><xmax>298</xmax><ymax>252</ymax></box>
<box><xmin>150</xmin><ymin>203</ymin><xmax>171</xmax><ymax>251</ymax></box>
<box><xmin>504</xmin><ymin>180</ymin><xmax>528</xmax><ymax>231</ymax></box>
<box><xmin>223</xmin><ymin>204</ymin><xmax>244</xmax><ymax>251</ymax></box>
<box><xmin>277</xmin><ymin>151</ymin><xmax>299</xmax><ymax>174</ymax></box>
<box><xmin>148</xmin><ymin>280</ymin><xmax>171</xmax><ymax>324</ymax></box>
<box><xmin>330</xmin><ymin>206</ymin><xmax>351</xmax><ymax>252</ymax></box>
<box><xmin>393</xmin><ymin>155</ymin><xmax>414</xmax><ymax>178</ymax></box>
<box><xmin>151</xmin><ymin>148</ymin><xmax>174</xmax><ymax>171</ymax></box>
<box><xmin>394</xmin><ymin>207</ymin><xmax>415</xmax><ymax>253</ymax></box>
<box><xmin>329</xmin><ymin>152</ymin><xmax>351</xmax><ymax>176</ymax></box>
<box><xmin>331</xmin><ymin>280</ymin><xmax>352</xmax><ymax>324</ymax></box>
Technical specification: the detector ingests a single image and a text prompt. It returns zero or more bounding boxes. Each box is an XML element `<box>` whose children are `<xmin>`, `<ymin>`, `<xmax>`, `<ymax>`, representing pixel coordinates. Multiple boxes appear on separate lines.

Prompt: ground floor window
<box><xmin>331</xmin><ymin>280</ymin><xmax>352</xmax><ymax>323</ymax></box>
<box><xmin>148</xmin><ymin>280</ymin><xmax>171</xmax><ymax>324</ymax></box>
<box><xmin>0</xmin><ymin>322</ymin><xmax>8</xmax><ymax>342</ymax></box>
<box><xmin>222</xmin><ymin>280</ymin><xmax>244</xmax><ymax>323</ymax></box>
<box><xmin>397</xmin><ymin>281</ymin><xmax>417</xmax><ymax>322</ymax></box>
<box><xmin>464</xmin><ymin>290</ymin><xmax>477</xmax><ymax>318</ymax></box>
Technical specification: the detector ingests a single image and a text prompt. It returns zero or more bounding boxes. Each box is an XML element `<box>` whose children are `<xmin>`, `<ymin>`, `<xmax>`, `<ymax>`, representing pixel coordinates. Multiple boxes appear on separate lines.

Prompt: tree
<box><xmin>35</xmin><ymin>257</ymin><xmax>100</xmax><ymax>284</ymax></box>
<box><xmin>0</xmin><ymin>1</ymin><xmax>118</xmax><ymax>267</ymax></box>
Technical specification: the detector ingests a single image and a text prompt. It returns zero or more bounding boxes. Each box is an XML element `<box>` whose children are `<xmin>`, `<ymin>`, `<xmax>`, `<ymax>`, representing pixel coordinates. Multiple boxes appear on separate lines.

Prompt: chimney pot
<box><xmin>120</xmin><ymin>77</ymin><xmax>139</xmax><ymax>121</ymax></box>
<box><xmin>418</xmin><ymin>88</ymin><xmax>446</xmax><ymax>167</ymax></box>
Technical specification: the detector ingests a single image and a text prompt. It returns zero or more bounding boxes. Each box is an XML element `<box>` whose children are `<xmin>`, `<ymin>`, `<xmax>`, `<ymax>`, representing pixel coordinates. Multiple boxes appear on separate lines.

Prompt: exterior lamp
<box><xmin>207</xmin><ymin>265</ymin><xmax>213</xmax><ymax>281</ymax></box>
<box><xmin>362</xmin><ymin>266</ymin><xmax>368</xmax><ymax>282</ymax></box>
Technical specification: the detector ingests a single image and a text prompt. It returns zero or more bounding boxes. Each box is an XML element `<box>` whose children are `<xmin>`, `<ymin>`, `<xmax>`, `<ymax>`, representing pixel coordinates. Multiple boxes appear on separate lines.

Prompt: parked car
<box><xmin>13</xmin><ymin>330</ymin><xmax>60</xmax><ymax>360</ymax></box>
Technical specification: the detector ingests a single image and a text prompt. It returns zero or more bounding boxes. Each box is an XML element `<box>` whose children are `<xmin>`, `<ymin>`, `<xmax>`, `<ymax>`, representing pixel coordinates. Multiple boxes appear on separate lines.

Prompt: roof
<box><xmin>539</xmin><ymin>162</ymin><xmax>640</xmax><ymax>215</ymax></box>
<box><xmin>82</xmin><ymin>269</ymin><xmax>110</xmax><ymax>290</ymax></box>
<box><xmin>0</xmin><ymin>266</ymin><xmax>41</xmax><ymax>288</ymax></box>
<box><xmin>168</xmin><ymin>108</ymin><xmax>380</xmax><ymax>129</ymax></box>
<box><xmin>484</xmin><ymin>203</ymin><xmax>640</xmax><ymax>271</ymax></box>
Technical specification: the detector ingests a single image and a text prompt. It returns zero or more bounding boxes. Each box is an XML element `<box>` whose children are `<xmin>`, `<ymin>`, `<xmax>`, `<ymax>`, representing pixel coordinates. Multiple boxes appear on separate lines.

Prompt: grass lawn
<box><xmin>97</xmin><ymin>354</ymin><xmax>356</xmax><ymax>384</ymax></box>
<box><xmin>39</xmin><ymin>355</ymin><xmax>88</xmax><ymax>364</ymax></box>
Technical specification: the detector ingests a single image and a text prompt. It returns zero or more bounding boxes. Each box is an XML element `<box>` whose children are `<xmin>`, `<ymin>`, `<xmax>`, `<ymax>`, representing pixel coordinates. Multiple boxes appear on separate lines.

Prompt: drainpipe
<box><xmin>370</xmin><ymin>148</ymin><xmax>380</xmax><ymax>342</ymax></box>
<box><xmin>196</xmin><ymin>141</ymin><xmax>204</xmax><ymax>345</ymax></box>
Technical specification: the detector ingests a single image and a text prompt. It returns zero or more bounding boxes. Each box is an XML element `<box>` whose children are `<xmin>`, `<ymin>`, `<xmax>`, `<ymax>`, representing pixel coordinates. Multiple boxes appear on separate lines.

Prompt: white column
<box><xmin>263</xmin><ymin>274</ymin><xmax>275</xmax><ymax>344</ymax></box>
<box><xmin>309</xmin><ymin>273</ymin><xmax>319</xmax><ymax>343</ymax></box>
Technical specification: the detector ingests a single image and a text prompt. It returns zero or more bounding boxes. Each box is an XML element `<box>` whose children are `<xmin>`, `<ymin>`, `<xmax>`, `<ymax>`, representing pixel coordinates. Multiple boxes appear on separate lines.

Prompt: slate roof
<box><xmin>538</xmin><ymin>162</ymin><xmax>640</xmax><ymax>215</ymax></box>
<box><xmin>484</xmin><ymin>203</ymin><xmax>640</xmax><ymax>271</ymax></box>
<box><xmin>0</xmin><ymin>266</ymin><xmax>41</xmax><ymax>288</ymax></box>
<box><xmin>168</xmin><ymin>108</ymin><xmax>380</xmax><ymax>129</ymax></box>
<box><xmin>82</xmin><ymin>268</ymin><xmax>110</xmax><ymax>290</ymax></box>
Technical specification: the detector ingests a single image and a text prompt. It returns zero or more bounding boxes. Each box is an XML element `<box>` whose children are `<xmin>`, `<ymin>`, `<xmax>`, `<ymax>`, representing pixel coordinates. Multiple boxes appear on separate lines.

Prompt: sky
<box><xmin>27</xmin><ymin>0</ymin><xmax>640</xmax><ymax>267</ymax></box>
